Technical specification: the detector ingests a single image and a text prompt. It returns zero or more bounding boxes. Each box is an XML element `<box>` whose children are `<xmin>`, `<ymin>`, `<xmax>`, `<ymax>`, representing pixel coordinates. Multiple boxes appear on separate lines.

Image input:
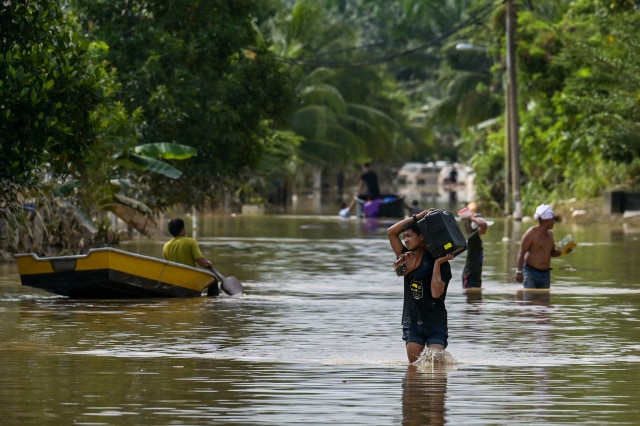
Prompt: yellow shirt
<box><xmin>163</xmin><ymin>236</ymin><xmax>204</xmax><ymax>267</ymax></box>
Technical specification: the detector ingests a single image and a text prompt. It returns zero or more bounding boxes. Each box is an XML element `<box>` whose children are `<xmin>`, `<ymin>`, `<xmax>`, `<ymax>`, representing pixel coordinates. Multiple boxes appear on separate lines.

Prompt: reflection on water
<box><xmin>402</xmin><ymin>364</ymin><xmax>449</xmax><ymax>426</ymax></box>
<box><xmin>464</xmin><ymin>288</ymin><xmax>484</xmax><ymax>304</ymax></box>
<box><xmin>1</xmin><ymin>214</ymin><xmax>640</xmax><ymax>424</ymax></box>
<box><xmin>516</xmin><ymin>289</ymin><xmax>551</xmax><ymax>306</ymax></box>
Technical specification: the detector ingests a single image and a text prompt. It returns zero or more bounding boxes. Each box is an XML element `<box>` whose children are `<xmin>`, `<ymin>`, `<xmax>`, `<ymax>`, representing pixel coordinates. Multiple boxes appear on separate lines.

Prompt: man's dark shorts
<box><xmin>402</xmin><ymin>322</ymin><xmax>448</xmax><ymax>348</ymax></box>
<box><xmin>523</xmin><ymin>264</ymin><xmax>551</xmax><ymax>289</ymax></box>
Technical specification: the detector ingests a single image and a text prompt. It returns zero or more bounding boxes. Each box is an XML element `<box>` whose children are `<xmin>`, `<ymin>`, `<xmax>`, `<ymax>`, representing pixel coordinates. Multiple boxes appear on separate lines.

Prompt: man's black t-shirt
<box><xmin>402</xmin><ymin>250</ymin><xmax>451</xmax><ymax>329</ymax></box>
<box><xmin>361</xmin><ymin>170</ymin><xmax>380</xmax><ymax>199</ymax></box>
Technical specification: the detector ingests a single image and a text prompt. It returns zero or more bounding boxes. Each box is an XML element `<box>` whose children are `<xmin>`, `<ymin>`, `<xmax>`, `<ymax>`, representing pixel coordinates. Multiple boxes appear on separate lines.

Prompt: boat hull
<box><xmin>378</xmin><ymin>195</ymin><xmax>406</xmax><ymax>218</ymax></box>
<box><xmin>15</xmin><ymin>248</ymin><xmax>217</xmax><ymax>299</ymax></box>
<box><xmin>355</xmin><ymin>194</ymin><xmax>406</xmax><ymax>218</ymax></box>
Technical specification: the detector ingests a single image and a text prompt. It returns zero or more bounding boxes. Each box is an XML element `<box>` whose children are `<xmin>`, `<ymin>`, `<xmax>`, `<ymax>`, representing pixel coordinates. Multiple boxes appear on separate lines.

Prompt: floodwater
<box><xmin>1</xmin><ymin>212</ymin><xmax>640</xmax><ymax>425</ymax></box>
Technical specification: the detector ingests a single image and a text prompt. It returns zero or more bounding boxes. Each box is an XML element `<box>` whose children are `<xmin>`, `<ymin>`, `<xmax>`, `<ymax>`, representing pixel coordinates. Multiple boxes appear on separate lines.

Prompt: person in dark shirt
<box><xmin>461</xmin><ymin>212</ymin><xmax>493</xmax><ymax>289</ymax></box>
<box><xmin>448</xmin><ymin>165</ymin><xmax>458</xmax><ymax>184</ymax></box>
<box><xmin>387</xmin><ymin>209</ymin><xmax>455</xmax><ymax>363</ymax></box>
<box><xmin>341</xmin><ymin>163</ymin><xmax>382</xmax><ymax>218</ymax></box>
<box><xmin>358</xmin><ymin>163</ymin><xmax>380</xmax><ymax>200</ymax></box>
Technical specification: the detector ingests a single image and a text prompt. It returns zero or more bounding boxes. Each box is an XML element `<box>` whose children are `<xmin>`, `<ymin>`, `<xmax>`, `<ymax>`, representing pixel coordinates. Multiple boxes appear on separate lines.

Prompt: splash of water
<box><xmin>413</xmin><ymin>347</ymin><xmax>457</xmax><ymax>370</ymax></box>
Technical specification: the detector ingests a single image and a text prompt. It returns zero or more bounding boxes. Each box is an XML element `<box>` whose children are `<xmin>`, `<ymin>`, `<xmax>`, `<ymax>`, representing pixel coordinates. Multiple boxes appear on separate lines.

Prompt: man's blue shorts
<box><xmin>402</xmin><ymin>321</ymin><xmax>448</xmax><ymax>348</ymax></box>
<box><xmin>523</xmin><ymin>263</ymin><xmax>551</xmax><ymax>289</ymax></box>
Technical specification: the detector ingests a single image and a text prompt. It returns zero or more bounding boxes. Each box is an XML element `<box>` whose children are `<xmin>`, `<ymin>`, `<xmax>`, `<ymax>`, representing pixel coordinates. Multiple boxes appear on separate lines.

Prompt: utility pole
<box><xmin>506</xmin><ymin>0</ymin><xmax>522</xmax><ymax>220</ymax></box>
<box><xmin>504</xmin><ymin>76</ymin><xmax>511</xmax><ymax>216</ymax></box>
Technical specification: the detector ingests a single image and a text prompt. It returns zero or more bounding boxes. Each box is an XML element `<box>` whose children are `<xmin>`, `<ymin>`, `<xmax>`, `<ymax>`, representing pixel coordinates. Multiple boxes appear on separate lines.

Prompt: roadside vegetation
<box><xmin>1</xmin><ymin>0</ymin><xmax>639</xmax><ymax>255</ymax></box>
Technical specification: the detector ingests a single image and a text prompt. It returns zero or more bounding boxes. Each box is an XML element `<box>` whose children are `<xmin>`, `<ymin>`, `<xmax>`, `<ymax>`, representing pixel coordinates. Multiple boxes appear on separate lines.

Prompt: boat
<box><xmin>14</xmin><ymin>247</ymin><xmax>220</xmax><ymax>299</ymax></box>
<box><xmin>354</xmin><ymin>194</ymin><xmax>406</xmax><ymax>218</ymax></box>
<box><xmin>378</xmin><ymin>194</ymin><xmax>407</xmax><ymax>218</ymax></box>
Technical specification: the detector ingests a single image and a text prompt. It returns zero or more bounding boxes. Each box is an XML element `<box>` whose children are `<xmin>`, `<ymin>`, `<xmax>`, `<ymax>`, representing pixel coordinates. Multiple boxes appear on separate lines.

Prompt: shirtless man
<box><xmin>515</xmin><ymin>204</ymin><xmax>561</xmax><ymax>289</ymax></box>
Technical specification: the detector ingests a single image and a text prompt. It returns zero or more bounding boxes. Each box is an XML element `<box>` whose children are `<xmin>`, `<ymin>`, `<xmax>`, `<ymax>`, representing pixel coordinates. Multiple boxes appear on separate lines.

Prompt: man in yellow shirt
<box><xmin>163</xmin><ymin>218</ymin><xmax>245</xmax><ymax>297</ymax></box>
<box><xmin>163</xmin><ymin>218</ymin><xmax>213</xmax><ymax>269</ymax></box>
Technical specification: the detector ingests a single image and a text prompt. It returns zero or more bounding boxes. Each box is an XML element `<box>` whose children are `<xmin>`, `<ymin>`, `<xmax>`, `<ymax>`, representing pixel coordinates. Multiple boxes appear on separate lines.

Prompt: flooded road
<box><xmin>1</xmin><ymin>214</ymin><xmax>639</xmax><ymax>425</ymax></box>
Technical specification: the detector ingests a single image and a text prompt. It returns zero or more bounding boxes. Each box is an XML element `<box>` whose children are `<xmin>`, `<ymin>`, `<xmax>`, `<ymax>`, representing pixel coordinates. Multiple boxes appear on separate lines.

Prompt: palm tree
<box><xmin>263</xmin><ymin>1</ymin><xmax>405</xmax><ymax>202</ymax></box>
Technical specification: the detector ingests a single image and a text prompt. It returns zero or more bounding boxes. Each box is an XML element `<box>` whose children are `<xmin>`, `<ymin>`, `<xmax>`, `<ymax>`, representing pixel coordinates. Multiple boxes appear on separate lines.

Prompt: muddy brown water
<box><xmin>1</xmin><ymin>213</ymin><xmax>639</xmax><ymax>425</ymax></box>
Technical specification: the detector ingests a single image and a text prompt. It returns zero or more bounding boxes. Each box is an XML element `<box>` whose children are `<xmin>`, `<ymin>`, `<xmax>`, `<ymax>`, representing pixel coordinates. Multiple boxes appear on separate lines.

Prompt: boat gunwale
<box><xmin>14</xmin><ymin>247</ymin><xmax>218</xmax><ymax>298</ymax></box>
<box><xmin>14</xmin><ymin>247</ymin><xmax>210</xmax><ymax>276</ymax></box>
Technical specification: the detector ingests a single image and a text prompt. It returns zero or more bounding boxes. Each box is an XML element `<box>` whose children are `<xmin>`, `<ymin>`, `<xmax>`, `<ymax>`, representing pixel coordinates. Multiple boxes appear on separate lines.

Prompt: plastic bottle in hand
<box><xmin>558</xmin><ymin>234</ymin><xmax>577</xmax><ymax>255</ymax></box>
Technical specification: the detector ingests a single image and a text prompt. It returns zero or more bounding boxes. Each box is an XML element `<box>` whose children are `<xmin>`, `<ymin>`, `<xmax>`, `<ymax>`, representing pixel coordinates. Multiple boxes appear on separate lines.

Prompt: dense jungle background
<box><xmin>1</xmin><ymin>0</ymin><xmax>639</xmax><ymax>255</ymax></box>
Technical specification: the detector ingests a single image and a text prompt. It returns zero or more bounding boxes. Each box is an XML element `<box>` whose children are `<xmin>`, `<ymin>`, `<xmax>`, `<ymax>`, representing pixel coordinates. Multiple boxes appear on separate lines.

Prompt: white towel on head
<box><xmin>534</xmin><ymin>204</ymin><xmax>555</xmax><ymax>220</ymax></box>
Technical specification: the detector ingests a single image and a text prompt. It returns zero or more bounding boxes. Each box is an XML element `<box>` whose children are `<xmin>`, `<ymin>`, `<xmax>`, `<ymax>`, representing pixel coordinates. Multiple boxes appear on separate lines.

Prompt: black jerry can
<box><xmin>417</xmin><ymin>209</ymin><xmax>468</xmax><ymax>258</ymax></box>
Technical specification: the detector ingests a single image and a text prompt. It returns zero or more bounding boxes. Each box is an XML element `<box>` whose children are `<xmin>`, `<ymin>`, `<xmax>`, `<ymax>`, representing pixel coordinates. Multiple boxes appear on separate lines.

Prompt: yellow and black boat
<box><xmin>14</xmin><ymin>247</ymin><xmax>219</xmax><ymax>299</ymax></box>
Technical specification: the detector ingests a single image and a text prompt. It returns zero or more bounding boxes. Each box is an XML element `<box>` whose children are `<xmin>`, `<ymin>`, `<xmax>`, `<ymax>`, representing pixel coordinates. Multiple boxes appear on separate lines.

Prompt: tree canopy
<box><xmin>2</xmin><ymin>0</ymin><xmax>640</xmax><ymax>254</ymax></box>
<box><xmin>470</xmin><ymin>0</ymin><xmax>640</xmax><ymax>208</ymax></box>
<box><xmin>0</xmin><ymin>1</ymin><xmax>110</xmax><ymax>183</ymax></box>
<box><xmin>70</xmin><ymin>0</ymin><xmax>295</xmax><ymax>208</ymax></box>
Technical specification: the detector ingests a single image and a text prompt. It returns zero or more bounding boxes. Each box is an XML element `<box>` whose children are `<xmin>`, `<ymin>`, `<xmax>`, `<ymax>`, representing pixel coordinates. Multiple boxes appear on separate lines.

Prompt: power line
<box><xmin>273</xmin><ymin>0</ymin><xmax>504</xmax><ymax>69</ymax></box>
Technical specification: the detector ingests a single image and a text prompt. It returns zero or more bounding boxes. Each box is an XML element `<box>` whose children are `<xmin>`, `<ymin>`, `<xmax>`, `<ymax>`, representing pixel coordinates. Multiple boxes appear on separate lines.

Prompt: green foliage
<box><xmin>235</xmin><ymin>129</ymin><xmax>304</xmax><ymax>205</ymax></box>
<box><xmin>0</xmin><ymin>1</ymin><xmax>108</xmax><ymax>183</ymax></box>
<box><xmin>515</xmin><ymin>3</ymin><xmax>640</xmax><ymax>208</ymax></box>
<box><xmin>265</xmin><ymin>0</ymin><xmax>409</xmax><ymax>174</ymax></box>
<box><xmin>0</xmin><ymin>1</ymin><xmax>148</xmax><ymax>253</ymax></box>
<box><xmin>0</xmin><ymin>179</ymin><xmax>117</xmax><ymax>256</ymax></box>
<box><xmin>348</xmin><ymin>0</ymin><xmax>503</xmax><ymax>163</ymax></box>
<box><xmin>70</xmin><ymin>0</ymin><xmax>295</xmax><ymax>207</ymax></box>
<box><xmin>462</xmin><ymin>120</ymin><xmax>508</xmax><ymax>212</ymax></box>
<box><xmin>5</xmin><ymin>0</ymin><xmax>638</xmax><ymax>223</ymax></box>
<box><xmin>116</xmin><ymin>143</ymin><xmax>197</xmax><ymax>179</ymax></box>
<box><xmin>452</xmin><ymin>0</ymin><xmax>640</xmax><ymax>212</ymax></box>
<box><xmin>133</xmin><ymin>143</ymin><xmax>197</xmax><ymax>161</ymax></box>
